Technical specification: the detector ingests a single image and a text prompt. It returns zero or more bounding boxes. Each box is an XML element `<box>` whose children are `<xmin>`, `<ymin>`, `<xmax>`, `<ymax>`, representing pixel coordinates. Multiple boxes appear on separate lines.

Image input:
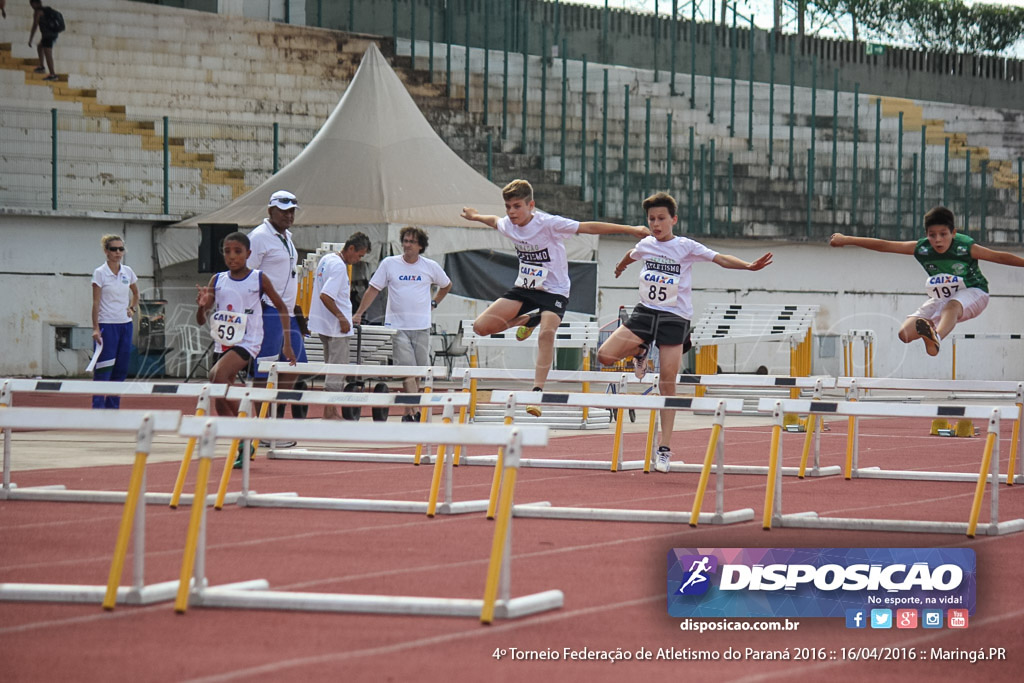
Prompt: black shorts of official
<box><xmin>624</xmin><ymin>304</ymin><xmax>691</xmax><ymax>347</ymax></box>
<box><xmin>213</xmin><ymin>346</ymin><xmax>254</xmax><ymax>365</ymax></box>
<box><xmin>500</xmin><ymin>287</ymin><xmax>569</xmax><ymax>320</ymax></box>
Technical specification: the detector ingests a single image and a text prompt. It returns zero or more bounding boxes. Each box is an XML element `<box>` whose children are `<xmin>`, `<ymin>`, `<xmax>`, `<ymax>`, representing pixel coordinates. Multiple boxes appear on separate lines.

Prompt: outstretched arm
<box><xmin>830</xmin><ymin>233</ymin><xmax>916</xmax><ymax>255</ymax></box>
<box><xmin>971</xmin><ymin>244</ymin><xmax>1024</xmax><ymax>268</ymax></box>
<box><xmin>460</xmin><ymin>207</ymin><xmax>500</xmax><ymax>229</ymax></box>
<box><xmin>577</xmin><ymin>221</ymin><xmax>650</xmax><ymax>239</ymax></box>
<box><xmin>713</xmin><ymin>252</ymin><xmax>773</xmax><ymax>271</ymax></box>
<box><xmin>613</xmin><ymin>251</ymin><xmax>637</xmax><ymax>278</ymax></box>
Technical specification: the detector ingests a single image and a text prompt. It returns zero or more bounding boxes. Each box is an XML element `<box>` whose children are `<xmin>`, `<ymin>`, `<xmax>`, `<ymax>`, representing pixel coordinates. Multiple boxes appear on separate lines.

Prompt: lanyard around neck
<box><xmin>274</xmin><ymin>231</ymin><xmax>293</xmax><ymax>259</ymax></box>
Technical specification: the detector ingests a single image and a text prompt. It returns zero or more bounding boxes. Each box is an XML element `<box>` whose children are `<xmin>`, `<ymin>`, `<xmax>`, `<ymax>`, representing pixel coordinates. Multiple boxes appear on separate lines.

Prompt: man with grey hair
<box><xmin>308</xmin><ymin>233</ymin><xmax>371</xmax><ymax>420</ymax></box>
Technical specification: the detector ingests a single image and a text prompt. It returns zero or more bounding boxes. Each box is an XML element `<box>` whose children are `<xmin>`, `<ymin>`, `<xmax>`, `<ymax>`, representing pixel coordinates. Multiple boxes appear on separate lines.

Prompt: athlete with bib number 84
<box><xmin>830</xmin><ymin>206</ymin><xmax>1024</xmax><ymax>357</ymax></box>
<box><xmin>196</xmin><ymin>231</ymin><xmax>296</xmax><ymax>420</ymax></box>
<box><xmin>461</xmin><ymin>179</ymin><xmax>650</xmax><ymax>417</ymax></box>
<box><xmin>597</xmin><ymin>192</ymin><xmax>772</xmax><ymax>473</ymax></box>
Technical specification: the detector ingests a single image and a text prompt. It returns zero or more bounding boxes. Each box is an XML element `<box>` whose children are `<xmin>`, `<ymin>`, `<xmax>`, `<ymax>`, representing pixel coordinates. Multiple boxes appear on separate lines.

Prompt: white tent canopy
<box><xmin>158</xmin><ymin>43</ymin><xmax>596</xmax><ymax>268</ymax></box>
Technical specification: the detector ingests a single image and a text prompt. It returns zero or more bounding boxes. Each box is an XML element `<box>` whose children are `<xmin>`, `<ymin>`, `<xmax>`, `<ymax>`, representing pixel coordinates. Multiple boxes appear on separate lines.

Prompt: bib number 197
<box><xmin>925</xmin><ymin>274</ymin><xmax>961</xmax><ymax>300</ymax></box>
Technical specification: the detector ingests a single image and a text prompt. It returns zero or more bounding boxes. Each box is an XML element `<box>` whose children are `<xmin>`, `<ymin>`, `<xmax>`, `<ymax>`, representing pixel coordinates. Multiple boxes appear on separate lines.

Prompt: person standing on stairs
<box><xmin>28</xmin><ymin>0</ymin><xmax>63</xmax><ymax>81</ymax></box>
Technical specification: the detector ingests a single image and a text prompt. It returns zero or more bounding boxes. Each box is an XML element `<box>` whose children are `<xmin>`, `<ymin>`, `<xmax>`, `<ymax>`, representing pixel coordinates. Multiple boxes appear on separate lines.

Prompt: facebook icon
<box><xmin>845</xmin><ymin>609</ymin><xmax>867</xmax><ymax>629</ymax></box>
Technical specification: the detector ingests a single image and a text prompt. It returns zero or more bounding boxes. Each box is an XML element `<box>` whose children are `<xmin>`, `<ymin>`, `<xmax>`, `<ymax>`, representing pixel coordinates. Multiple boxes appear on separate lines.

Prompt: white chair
<box><xmin>179</xmin><ymin>324</ymin><xmax>209</xmax><ymax>381</ymax></box>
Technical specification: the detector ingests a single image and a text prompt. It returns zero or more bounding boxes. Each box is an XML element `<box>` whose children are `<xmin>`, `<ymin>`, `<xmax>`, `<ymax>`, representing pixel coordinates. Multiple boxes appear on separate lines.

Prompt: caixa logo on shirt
<box><xmin>398</xmin><ymin>275</ymin><xmax>423</xmax><ymax>281</ymax></box>
<box><xmin>667</xmin><ymin>548</ymin><xmax>975</xmax><ymax>618</ymax></box>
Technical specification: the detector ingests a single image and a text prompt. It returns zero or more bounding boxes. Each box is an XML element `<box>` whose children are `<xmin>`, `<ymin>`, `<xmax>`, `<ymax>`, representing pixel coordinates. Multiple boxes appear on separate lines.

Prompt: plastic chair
<box><xmin>179</xmin><ymin>324</ymin><xmax>209</xmax><ymax>381</ymax></box>
<box><xmin>431</xmin><ymin>324</ymin><xmax>468</xmax><ymax>374</ymax></box>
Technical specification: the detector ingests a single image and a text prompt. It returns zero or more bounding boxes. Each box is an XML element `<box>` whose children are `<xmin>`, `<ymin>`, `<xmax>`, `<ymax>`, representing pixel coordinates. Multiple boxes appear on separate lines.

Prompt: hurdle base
<box><xmin>0</xmin><ymin>578</ymin><xmax>268</xmax><ymax>605</ymax></box>
<box><xmin>668</xmin><ymin>464</ymin><xmax>842</xmax><ymax>478</ymax></box>
<box><xmin>267</xmin><ymin>449</ymin><xmax>435</xmax><ymax>465</ymax></box>
<box><xmin>242</xmin><ymin>493</ymin><xmax>490</xmax><ymax>515</ymax></box>
<box><xmin>459</xmin><ymin>455</ymin><xmax>647</xmax><ymax>471</ymax></box>
<box><xmin>190</xmin><ymin>585</ymin><xmax>564</xmax><ymax>619</ymax></box>
<box><xmin>513</xmin><ymin>504</ymin><xmax>755</xmax><ymax>525</ymax></box>
<box><xmin>851</xmin><ymin>468</ymin><xmax>1021</xmax><ymax>484</ymax></box>
<box><xmin>2</xmin><ymin>487</ymin><xmax>241</xmax><ymax>506</ymax></box>
<box><xmin>773</xmin><ymin>512</ymin><xmax>1024</xmax><ymax>536</ymax></box>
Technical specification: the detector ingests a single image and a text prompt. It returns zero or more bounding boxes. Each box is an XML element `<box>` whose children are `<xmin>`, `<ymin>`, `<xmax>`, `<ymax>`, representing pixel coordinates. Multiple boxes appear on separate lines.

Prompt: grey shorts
<box><xmin>319</xmin><ymin>334</ymin><xmax>351</xmax><ymax>391</ymax></box>
<box><xmin>392</xmin><ymin>329</ymin><xmax>430</xmax><ymax>367</ymax></box>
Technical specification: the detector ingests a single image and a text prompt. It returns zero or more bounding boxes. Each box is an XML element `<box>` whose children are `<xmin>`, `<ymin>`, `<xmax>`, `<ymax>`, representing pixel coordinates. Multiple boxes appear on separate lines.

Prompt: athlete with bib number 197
<box><xmin>460</xmin><ymin>179</ymin><xmax>650</xmax><ymax>417</ymax></box>
<box><xmin>830</xmin><ymin>205</ymin><xmax>1024</xmax><ymax>357</ymax></box>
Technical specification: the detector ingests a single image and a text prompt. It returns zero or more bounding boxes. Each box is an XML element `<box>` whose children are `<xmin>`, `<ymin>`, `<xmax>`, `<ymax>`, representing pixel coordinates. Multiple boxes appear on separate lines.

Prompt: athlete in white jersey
<box><xmin>597</xmin><ymin>192</ymin><xmax>772</xmax><ymax>473</ymax></box>
<box><xmin>461</xmin><ymin>179</ymin><xmax>649</xmax><ymax>416</ymax></box>
<box><xmin>196</xmin><ymin>231</ymin><xmax>295</xmax><ymax>427</ymax></box>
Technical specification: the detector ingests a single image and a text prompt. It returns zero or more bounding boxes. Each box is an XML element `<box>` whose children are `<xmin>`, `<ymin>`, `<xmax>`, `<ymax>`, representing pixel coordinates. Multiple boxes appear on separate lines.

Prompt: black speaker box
<box><xmin>197</xmin><ymin>224</ymin><xmax>237</xmax><ymax>273</ymax></box>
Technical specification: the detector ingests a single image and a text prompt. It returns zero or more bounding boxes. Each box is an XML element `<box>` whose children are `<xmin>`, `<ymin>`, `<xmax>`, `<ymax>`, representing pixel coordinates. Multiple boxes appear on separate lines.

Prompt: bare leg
<box><xmin>403</xmin><ymin>377</ymin><xmax>419</xmax><ymax>417</ymax></box>
<box><xmin>597</xmin><ymin>325</ymin><xmax>646</xmax><ymax>367</ymax></box>
<box><xmin>472</xmin><ymin>297</ymin><xmax>531</xmax><ymax>336</ymax></box>
<box><xmin>656</xmin><ymin>344</ymin><xmax>684</xmax><ymax>449</ymax></box>
<box><xmin>532</xmin><ymin>311</ymin><xmax>562</xmax><ymax>389</ymax></box>
<box><xmin>936</xmin><ymin>300</ymin><xmax>963</xmax><ymax>339</ymax></box>
<box><xmin>209</xmin><ymin>352</ymin><xmax>249</xmax><ymax>416</ymax></box>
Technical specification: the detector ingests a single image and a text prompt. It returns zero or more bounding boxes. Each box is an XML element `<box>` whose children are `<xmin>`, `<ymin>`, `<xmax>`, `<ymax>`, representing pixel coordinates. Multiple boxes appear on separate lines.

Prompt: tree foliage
<box><xmin>807</xmin><ymin>0</ymin><xmax>1024</xmax><ymax>54</ymax></box>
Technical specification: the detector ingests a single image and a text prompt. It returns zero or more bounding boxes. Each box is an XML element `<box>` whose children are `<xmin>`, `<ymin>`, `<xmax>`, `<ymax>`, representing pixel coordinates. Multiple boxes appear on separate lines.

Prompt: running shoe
<box><xmin>654</xmin><ymin>446</ymin><xmax>673</xmax><ymax>473</ymax></box>
<box><xmin>233</xmin><ymin>441</ymin><xmax>257</xmax><ymax>469</ymax></box>
<box><xmin>915</xmin><ymin>318</ymin><xmax>941</xmax><ymax>354</ymax></box>
<box><xmin>633</xmin><ymin>343</ymin><xmax>650</xmax><ymax>379</ymax></box>
<box><xmin>526</xmin><ymin>387</ymin><xmax>543</xmax><ymax>417</ymax></box>
<box><xmin>515</xmin><ymin>313</ymin><xmax>542</xmax><ymax>341</ymax></box>
<box><xmin>259</xmin><ymin>440</ymin><xmax>297</xmax><ymax>448</ymax></box>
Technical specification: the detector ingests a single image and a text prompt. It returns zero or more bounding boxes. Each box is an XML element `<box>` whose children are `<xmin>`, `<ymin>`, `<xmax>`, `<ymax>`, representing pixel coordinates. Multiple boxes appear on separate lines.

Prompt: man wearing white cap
<box><xmin>247</xmin><ymin>191</ymin><xmax>308</xmax><ymax>438</ymax></box>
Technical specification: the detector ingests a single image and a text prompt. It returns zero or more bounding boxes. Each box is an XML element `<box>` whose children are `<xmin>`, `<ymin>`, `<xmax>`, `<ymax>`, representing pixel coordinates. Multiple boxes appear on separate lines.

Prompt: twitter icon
<box><xmin>870</xmin><ymin>609</ymin><xmax>893</xmax><ymax>629</ymax></box>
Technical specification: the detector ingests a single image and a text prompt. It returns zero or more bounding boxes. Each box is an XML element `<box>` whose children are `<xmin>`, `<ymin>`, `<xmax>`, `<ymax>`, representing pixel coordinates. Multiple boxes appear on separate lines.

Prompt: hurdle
<box><xmin>227</xmin><ymin>387</ymin><xmax>472</xmax><ymax>465</ymax></box>
<box><xmin>758</xmin><ymin>399</ymin><xmax>1024</xmax><ymax>536</ymax></box>
<box><xmin>180</xmin><ymin>395</ymin><xmax>515</xmax><ymax>516</ymax></box>
<box><xmin>689</xmin><ymin>303</ymin><xmax>819</xmax><ymax>397</ymax></box>
<box><xmin>452</xmin><ymin>367</ymin><xmax>642</xmax><ymax>426</ymax></box>
<box><xmin>0</xmin><ymin>379</ymin><xmax>237</xmax><ymax>506</ymax></box>
<box><xmin>460</xmin><ymin>319</ymin><xmax>600</xmax><ymax>418</ymax></box>
<box><xmin>837</xmin><ymin>378</ymin><xmax>1023</xmax><ymax>485</ymax></box>
<box><xmin>0</xmin><ymin>407</ymin><xmax>198</xmax><ymax>606</ymax></box>
<box><xmin>951</xmin><ymin>333</ymin><xmax>1023</xmax><ymax>380</ymax></box>
<box><xmin>174</xmin><ymin>418</ymin><xmax>562</xmax><ymax>621</ymax></box>
<box><xmin>841</xmin><ymin>329</ymin><xmax>875</xmax><ymax>378</ymax></box>
<box><xmin>478</xmin><ymin>392</ymin><xmax>756</xmax><ymax>525</ymax></box>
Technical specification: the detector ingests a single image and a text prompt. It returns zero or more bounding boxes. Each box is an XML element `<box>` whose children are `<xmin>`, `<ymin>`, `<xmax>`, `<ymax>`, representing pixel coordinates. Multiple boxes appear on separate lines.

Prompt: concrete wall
<box><xmin>3</xmin><ymin>211</ymin><xmax>1022</xmax><ymax>380</ymax></box>
<box><xmin>0</xmin><ymin>211</ymin><xmax>160</xmax><ymax>377</ymax></box>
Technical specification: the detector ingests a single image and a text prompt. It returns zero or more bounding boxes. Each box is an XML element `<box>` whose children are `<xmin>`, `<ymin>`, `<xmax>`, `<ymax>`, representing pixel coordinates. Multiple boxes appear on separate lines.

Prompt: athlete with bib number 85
<box><xmin>597</xmin><ymin>192</ymin><xmax>772</xmax><ymax>473</ymax></box>
<box><xmin>196</xmin><ymin>231</ymin><xmax>296</xmax><ymax>420</ymax></box>
<box><xmin>830</xmin><ymin>206</ymin><xmax>1024</xmax><ymax>357</ymax></box>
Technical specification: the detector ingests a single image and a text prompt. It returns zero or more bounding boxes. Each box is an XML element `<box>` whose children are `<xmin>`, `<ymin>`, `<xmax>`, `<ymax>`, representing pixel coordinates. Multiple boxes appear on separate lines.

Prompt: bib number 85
<box><xmin>648</xmin><ymin>284</ymin><xmax>668</xmax><ymax>302</ymax></box>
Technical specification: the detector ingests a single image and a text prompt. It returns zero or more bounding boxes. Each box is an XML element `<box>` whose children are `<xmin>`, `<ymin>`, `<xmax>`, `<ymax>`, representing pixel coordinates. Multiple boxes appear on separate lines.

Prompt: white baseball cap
<box><xmin>268</xmin><ymin>190</ymin><xmax>298</xmax><ymax>210</ymax></box>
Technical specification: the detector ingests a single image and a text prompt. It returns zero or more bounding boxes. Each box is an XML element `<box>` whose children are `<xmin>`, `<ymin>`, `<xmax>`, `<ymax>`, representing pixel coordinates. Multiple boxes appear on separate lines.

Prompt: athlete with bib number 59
<box><xmin>597</xmin><ymin>192</ymin><xmax>772</xmax><ymax>473</ymax></box>
<box><xmin>830</xmin><ymin>206</ymin><xmax>1024</xmax><ymax>357</ymax></box>
<box><xmin>196</xmin><ymin>232</ymin><xmax>296</xmax><ymax>423</ymax></box>
<box><xmin>461</xmin><ymin>179</ymin><xmax>650</xmax><ymax>417</ymax></box>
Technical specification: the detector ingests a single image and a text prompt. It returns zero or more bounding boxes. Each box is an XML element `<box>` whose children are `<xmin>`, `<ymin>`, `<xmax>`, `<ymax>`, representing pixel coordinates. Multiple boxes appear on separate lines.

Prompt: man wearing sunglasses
<box><xmin>246</xmin><ymin>190</ymin><xmax>308</xmax><ymax>439</ymax></box>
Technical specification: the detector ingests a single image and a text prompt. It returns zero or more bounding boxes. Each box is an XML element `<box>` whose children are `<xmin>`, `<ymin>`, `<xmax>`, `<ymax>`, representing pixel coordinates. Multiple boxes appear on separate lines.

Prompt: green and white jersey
<box><xmin>913</xmin><ymin>233</ymin><xmax>989</xmax><ymax>293</ymax></box>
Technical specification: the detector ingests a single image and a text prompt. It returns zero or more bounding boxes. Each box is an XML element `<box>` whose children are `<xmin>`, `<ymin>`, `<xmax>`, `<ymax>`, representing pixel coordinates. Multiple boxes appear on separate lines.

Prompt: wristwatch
<box><xmin>431</xmin><ymin>300</ymin><xmax>438</xmax><ymax>308</ymax></box>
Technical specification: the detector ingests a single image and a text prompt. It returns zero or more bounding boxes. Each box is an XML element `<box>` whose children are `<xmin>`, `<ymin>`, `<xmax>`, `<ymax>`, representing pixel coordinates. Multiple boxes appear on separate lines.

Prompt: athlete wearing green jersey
<box><xmin>830</xmin><ymin>206</ymin><xmax>1024</xmax><ymax>357</ymax></box>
